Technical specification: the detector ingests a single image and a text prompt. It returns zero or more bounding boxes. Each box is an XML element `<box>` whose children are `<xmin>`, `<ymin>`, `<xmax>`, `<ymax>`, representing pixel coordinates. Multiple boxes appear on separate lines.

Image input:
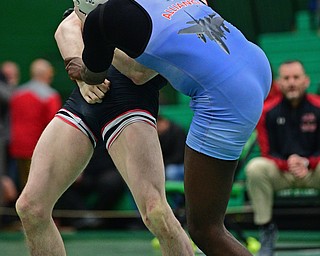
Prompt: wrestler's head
<box><xmin>73</xmin><ymin>0</ymin><xmax>108</xmax><ymax>15</ymax></box>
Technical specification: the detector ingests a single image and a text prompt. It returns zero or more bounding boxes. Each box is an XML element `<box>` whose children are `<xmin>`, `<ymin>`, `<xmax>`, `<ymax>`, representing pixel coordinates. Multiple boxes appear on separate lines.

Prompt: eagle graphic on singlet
<box><xmin>178</xmin><ymin>11</ymin><xmax>230</xmax><ymax>54</ymax></box>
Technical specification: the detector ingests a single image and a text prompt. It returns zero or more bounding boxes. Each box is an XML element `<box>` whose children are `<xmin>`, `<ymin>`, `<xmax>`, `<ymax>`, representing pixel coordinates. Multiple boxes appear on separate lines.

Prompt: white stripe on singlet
<box><xmin>55</xmin><ymin>108</ymin><xmax>97</xmax><ymax>147</ymax></box>
<box><xmin>102</xmin><ymin>109</ymin><xmax>156</xmax><ymax>150</ymax></box>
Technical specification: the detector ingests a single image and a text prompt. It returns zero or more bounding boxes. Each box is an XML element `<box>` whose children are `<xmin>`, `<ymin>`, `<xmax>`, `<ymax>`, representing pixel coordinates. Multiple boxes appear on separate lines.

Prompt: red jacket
<box><xmin>256</xmin><ymin>94</ymin><xmax>320</xmax><ymax>171</ymax></box>
<box><xmin>9</xmin><ymin>81</ymin><xmax>62</xmax><ymax>158</ymax></box>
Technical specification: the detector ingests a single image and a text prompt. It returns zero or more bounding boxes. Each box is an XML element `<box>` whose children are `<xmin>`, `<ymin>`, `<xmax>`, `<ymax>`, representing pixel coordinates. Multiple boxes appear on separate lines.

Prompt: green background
<box><xmin>0</xmin><ymin>0</ymin><xmax>312</xmax><ymax>102</ymax></box>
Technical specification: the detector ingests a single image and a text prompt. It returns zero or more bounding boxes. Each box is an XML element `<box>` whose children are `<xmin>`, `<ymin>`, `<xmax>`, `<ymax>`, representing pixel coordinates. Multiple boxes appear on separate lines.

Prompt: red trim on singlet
<box><xmin>55</xmin><ymin>109</ymin><xmax>98</xmax><ymax>145</ymax></box>
<box><xmin>101</xmin><ymin>108</ymin><xmax>154</xmax><ymax>134</ymax></box>
<box><xmin>106</xmin><ymin>119</ymin><xmax>156</xmax><ymax>150</ymax></box>
<box><xmin>55</xmin><ymin>115</ymin><xmax>83</xmax><ymax>132</ymax></box>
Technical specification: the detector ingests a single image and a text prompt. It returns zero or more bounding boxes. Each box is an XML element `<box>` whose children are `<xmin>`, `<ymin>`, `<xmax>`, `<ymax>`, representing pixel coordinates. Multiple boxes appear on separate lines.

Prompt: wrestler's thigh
<box><xmin>108</xmin><ymin>122</ymin><xmax>166</xmax><ymax>213</ymax></box>
<box><xmin>22</xmin><ymin>117</ymin><xmax>94</xmax><ymax>208</ymax></box>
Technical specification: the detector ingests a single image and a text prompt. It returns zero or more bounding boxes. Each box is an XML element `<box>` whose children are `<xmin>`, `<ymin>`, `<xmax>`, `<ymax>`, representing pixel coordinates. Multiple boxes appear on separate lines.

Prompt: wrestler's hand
<box><xmin>65</xmin><ymin>57</ymin><xmax>83</xmax><ymax>81</ymax></box>
<box><xmin>76</xmin><ymin>79</ymin><xmax>110</xmax><ymax>104</ymax></box>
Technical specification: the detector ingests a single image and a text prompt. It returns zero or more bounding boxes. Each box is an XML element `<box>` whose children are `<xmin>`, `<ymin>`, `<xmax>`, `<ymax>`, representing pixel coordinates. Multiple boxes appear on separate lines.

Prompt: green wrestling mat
<box><xmin>1</xmin><ymin>230</ymin><xmax>320</xmax><ymax>255</ymax></box>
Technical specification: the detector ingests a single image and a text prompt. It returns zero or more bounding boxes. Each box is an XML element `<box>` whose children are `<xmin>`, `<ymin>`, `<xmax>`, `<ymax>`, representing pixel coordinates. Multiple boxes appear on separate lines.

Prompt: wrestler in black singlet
<box><xmin>56</xmin><ymin>65</ymin><xmax>166</xmax><ymax>149</ymax></box>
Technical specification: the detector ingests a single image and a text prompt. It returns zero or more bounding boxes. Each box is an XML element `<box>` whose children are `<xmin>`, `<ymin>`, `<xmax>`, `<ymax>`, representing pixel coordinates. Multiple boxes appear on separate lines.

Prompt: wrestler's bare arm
<box><xmin>55</xmin><ymin>11</ymin><xmax>109</xmax><ymax>103</ymax></box>
<box><xmin>54</xmin><ymin>12</ymin><xmax>84</xmax><ymax>59</ymax></box>
<box><xmin>112</xmin><ymin>49</ymin><xmax>158</xmax><ymax>85</ymax></box>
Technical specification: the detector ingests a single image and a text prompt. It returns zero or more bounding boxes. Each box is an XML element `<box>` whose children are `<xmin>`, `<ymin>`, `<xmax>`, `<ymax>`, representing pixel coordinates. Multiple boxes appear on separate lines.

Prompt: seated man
<box><xmin>0</xmin><ymin>175</ymin><xmax>18</xmax><ymax>228</ymax></box>
<box><xmin>245</xmin><ymin>60</ymin><xmax>320</xmax><ymax>256</ymax></box>
<box><xmin>157</xmin><ymin>115</ymin><xmax>186</xmax><ymax>182</ymax></box>
<box><xmin>157</xmin><ymin>115</ymin><xmax>187</xmax><ymax>210</ymax></box>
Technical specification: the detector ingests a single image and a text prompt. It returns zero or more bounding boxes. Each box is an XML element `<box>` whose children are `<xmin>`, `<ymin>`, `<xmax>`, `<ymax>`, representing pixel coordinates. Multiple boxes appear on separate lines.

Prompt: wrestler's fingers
<box><xmin>84</xmin><ymin>96</ymin><xmax>93</xmax><ymax>104</ymax></box>
<box><xmin>86</xmin><ymin>97</ymin><xmax>102</xmax><ymax>104</ymax></box>
<box><xmin>84</xmin><ymin>94</ymin><xmax>102</xmax><ymax>104</ymax></box>
<box><xmin>97</xmin><ymin>86</ymin><xmax>109</xmax><ymax>94</ymax></box>
<box><xmin>89</xmin><ymin>91</ymin><xmax>103</xmax><ymax>103</ymax></box>
<box><xmin>98</xmin><ymin>79</ymin><xmax>111</xmax><ymax>93</ymax></box>
<box><xmin>93</xmin><ymin>98</ymin><xmax>103</xmax><ymax>104</ymax></box>
<box><xmin>93</xmin><ymin>87</ymin><xmax>106</xmax><ymax>99</ymax></box>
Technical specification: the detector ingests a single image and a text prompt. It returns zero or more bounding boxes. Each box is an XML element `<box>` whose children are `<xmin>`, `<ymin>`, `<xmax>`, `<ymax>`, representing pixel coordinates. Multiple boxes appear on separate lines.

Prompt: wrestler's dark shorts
<box><xmin>56</xmin><ymin>65</ymin><xmax>166</xmax><ymax>150</ymax></box>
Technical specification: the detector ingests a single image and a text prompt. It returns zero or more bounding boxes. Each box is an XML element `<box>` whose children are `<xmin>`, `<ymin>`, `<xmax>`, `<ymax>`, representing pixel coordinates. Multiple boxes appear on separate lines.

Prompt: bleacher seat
<box><xmin>259</xmin><ymin>11</ymin><xmax>320</xmax><ymax>94</ymax></box>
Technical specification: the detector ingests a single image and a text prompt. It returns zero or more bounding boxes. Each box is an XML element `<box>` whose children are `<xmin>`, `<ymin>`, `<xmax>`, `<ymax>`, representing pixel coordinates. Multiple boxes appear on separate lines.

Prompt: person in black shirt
<box><xmin>246</xmin><ymin>60</ymin><xmax>320</xmax><ymax>256</ymax></box>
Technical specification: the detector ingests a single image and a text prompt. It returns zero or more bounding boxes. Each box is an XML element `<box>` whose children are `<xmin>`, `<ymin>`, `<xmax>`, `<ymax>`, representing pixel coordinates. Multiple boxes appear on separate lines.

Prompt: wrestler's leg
<box><xmin>184</xmin><ymin>146</ymin><xmax>252</xmax><ymax>256</ymax></box>
<box><xmin>109</xmin><ymin>122</ymin><xmax>194</xmax><ymax>256</ymax></box>
<box><xmin>16</xmin><ymin>118</ymin><xmax>93</xmax><ymax>256</ymax></box>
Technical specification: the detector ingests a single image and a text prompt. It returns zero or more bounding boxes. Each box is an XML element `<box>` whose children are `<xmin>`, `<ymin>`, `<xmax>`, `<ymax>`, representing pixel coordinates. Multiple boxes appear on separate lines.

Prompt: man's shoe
<box><xmin>258</xmin><ymin>223</ymin><xmax>278</xmax><ymax>256</ymax></box>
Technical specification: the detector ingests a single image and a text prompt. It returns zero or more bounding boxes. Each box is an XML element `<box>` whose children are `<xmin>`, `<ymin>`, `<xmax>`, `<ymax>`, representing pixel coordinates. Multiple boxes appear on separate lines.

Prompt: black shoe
<box><xmin>259</xmin><ymin>223</ymin><xmax>278</xmax><ymax>256</ymax></box>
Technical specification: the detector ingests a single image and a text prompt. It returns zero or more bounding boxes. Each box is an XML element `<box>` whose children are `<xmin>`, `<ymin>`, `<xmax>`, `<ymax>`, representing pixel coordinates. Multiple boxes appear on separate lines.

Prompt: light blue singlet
<box><xmin>135</xmin><ymin>0</ymin><xmax>272</xmax><ymax>160</ymax></box>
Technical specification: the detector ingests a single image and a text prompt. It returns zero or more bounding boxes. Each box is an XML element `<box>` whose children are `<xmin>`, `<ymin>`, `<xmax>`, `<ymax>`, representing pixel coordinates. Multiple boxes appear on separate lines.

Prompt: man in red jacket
<box><xmin>245</xmin><ymin>60</ymin><xmax>320</xmax><ymax>256</ymax></box>
<box><xmin>9</xmin><ymin>59</ymin><xmax>61</xmax><ymax>191</ymax></box>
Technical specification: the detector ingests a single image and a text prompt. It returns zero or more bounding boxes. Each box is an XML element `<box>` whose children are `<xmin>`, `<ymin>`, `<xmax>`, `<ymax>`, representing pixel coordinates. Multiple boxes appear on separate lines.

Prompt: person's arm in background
<box><xmin>46</xmin><ymin>93</ymin><xmax>62</xmax><ymax>123</ymax></box>
<box><xmin>305</xmin><ymin>94</ymin><xmax>320</xmax><ymax>170</ymax></box>
<box><xmin>0</xmin><ymin>73</ymin><xmax>14</xmax><ymax>103</ymax></box>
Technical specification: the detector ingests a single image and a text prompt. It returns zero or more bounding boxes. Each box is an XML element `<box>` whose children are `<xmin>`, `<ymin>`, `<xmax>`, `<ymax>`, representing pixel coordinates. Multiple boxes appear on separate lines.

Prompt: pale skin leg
<box><xmin>16</xmin><ymin>118</ymin><xmax>94</xmax><ymax>256</ymax></box>
<box><xmin>54</xmin><ymin>10</ymin><xmax>192</xmax><ymax>255</ymax></box>
<box><xmin>16</xmin><ymin>119</ymin><xmax>194</xmax><ymax>255</ymax></box>
<box><xmin>109</xmin><ymin>122</ymin><xmax>194</xmax><ymax>256</ymax></box>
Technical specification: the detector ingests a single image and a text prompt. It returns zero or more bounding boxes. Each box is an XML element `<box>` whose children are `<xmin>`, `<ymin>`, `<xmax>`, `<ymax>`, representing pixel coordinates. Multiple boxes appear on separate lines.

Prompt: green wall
<box><xmin>0</xmin><ymin>1</ymin><xmax>74</xmax><ymax>101</ymax></box>
<box><xmin>0</xmin><ymin>1</ymin><xmax>310</xmax><ymax>102</ymax></box>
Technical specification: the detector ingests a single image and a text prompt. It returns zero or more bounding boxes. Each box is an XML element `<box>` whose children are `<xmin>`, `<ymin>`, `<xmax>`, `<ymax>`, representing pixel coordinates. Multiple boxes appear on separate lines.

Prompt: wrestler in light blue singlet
<box><xmin>134</xmin><ymin>0</ymin><xmax>272</xmax><ymax>159</ymax></box>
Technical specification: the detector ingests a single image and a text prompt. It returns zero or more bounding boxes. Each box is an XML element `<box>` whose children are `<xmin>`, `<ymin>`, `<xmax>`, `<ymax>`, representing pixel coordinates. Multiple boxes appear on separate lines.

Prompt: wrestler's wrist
<box><xmin>64</xmin><ymin>56</ymin><xmax>81</xmax><ymax>67</ymax></box>
<box><xmin>64</xmin><ymin>57</ymin><xmax>84</xmax><ymax>81</ymax></box>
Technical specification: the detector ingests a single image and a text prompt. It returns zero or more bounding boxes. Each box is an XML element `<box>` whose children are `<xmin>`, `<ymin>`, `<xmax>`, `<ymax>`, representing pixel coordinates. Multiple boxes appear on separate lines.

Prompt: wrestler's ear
<box><xmin>62</xmin><ymin>8</ymin><xmax>74</xmax><ymax>20</ymax></box>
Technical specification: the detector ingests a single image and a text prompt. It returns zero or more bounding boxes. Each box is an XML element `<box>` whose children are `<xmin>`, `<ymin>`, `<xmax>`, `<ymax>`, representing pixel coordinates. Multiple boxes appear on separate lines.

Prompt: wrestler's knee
<box><xmin>188</xmin><ymin>218</ymin><xmax>222</xmax><ymax>247</ymax></box>
<box><xmin>142</xmin><ymin>197</ymin><xmax>170</xmax><ymax>234</ymax></box>
<box><xmin>187</xmin><ymin>222</ymin><xmax>200</xmax><ymax>246</ymax></box>
<box><xmin>188</xmin><ymin>221</ymin><xmax>205</xmax><ymax>246</ymax></box>
<box><xmin>16</xmin><ymin>192</ymin><xmax>49</xmax><ymax>225</ymax></box>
